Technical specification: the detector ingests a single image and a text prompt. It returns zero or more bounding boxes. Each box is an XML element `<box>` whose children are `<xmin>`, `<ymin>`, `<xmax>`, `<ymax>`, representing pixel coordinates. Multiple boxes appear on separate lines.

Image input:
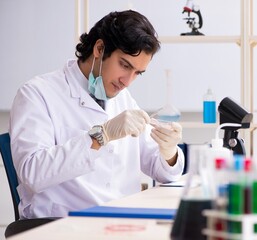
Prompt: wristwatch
<box><xmin>88</xmin><ymin>125</ymin><xmax>105</xmax><ymax>146</ymax></box>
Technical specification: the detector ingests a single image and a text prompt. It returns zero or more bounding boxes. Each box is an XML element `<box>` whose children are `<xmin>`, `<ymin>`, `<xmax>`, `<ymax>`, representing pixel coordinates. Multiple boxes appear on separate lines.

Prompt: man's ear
<box><xmin>93</xmin><ymin>39</ymin><xmax>104</xmax><ymax>58</ymax></box>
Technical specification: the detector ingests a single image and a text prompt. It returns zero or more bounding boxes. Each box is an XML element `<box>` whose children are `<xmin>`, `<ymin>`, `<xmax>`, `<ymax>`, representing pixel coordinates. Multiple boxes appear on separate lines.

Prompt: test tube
<box><xmin>227</xmin><ymin>155</ymin><xmax>244</xmax><ymax>234</ymax></box>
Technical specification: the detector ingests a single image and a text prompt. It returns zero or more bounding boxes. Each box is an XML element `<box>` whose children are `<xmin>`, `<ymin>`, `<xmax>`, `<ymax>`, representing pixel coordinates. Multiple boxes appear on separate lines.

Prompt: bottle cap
<box><xmin>244</xmin><ymin>157</ymin><xmax>252</xmax><ymax>172</ymax></box>
<box><xmin>234</xmin><ymin>155</ymin><xmax>244</xmax><ymax>171</ymax></box>
<box><xmin>215</xmin><ymin>158</ymin><xmax>226</xmax><ymax>169</ymax></box>
<box><xmin>207</xmin><ymin>88</ymin><xmax>212</xmax><ymax>94</ymax></box>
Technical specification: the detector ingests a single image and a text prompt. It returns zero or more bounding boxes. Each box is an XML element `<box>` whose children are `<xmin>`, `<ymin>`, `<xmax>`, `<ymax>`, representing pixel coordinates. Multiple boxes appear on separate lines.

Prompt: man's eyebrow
<box><xmin>121</xmin><ymin>57</ymin><xmax>146</xmax><ymax>74</ymax></box>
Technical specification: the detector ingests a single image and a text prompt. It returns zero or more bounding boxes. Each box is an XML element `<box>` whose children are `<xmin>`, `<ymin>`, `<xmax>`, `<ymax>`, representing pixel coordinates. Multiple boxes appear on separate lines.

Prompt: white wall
<box><xmin>2</xmin><ymin>0</ymin><xmax>256</xmax><ymax>113</ymax></box>
<box><xmin>0</xmin><ymin>0</ymin><xmax>76</xmax><ymax>110</ymax></box>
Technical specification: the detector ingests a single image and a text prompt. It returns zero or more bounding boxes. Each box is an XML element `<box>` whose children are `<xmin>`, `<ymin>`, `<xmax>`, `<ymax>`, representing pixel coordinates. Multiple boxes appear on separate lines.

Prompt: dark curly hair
<box><xmin>75</xmin><ymin>10</ymin><xmax>160</xmax><ymax>62</ymax></box>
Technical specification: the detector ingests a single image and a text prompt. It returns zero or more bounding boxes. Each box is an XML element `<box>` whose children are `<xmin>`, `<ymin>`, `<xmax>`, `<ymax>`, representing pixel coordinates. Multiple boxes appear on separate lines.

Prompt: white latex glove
<box><xmin>102</xmin><ymin>110</ymin><xmax>150</xmax><ymax>144</ymax></box>
<box><xmin>150</xmin><ymin>118</ymin><xmax>182</xmax><ymax>160</ymax></box>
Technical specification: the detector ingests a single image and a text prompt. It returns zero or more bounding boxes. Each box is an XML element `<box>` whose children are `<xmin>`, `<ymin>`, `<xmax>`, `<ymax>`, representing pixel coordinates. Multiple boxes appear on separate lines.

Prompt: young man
<box><xmin>9</xmin><ymin>10</ymin><xmax>184</xmax><ymax>219</ymax></box>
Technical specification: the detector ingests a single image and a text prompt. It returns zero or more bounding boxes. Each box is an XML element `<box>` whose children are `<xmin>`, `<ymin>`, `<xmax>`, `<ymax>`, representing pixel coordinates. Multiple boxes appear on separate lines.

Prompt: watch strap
<box><xmin>90</xmin><ymin>125</ymin><xmax>105</xmax><ymax>146</ymax></box>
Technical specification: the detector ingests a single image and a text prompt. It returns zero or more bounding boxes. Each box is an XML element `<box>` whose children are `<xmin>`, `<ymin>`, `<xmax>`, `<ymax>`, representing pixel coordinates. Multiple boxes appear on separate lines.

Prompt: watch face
<box><xmin>89</xmin><ymin>125</ymin><xmax>102</xmax><ymax>136</ymax></box>
<box><xmin>91</xmin><ymin>126</ymin><xmax>101</xmax><ymax>134</ymax></box>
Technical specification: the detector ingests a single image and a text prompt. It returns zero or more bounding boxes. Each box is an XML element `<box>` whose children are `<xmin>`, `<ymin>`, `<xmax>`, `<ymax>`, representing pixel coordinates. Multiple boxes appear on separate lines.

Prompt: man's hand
<box><xmin>150</xmin><ymin>119</ymin><xmax>182</xmax><ymax>164</ymax></box>
<box><xmin>102</xmin><ymin>110</ymin><xmax>150</xmax><ymax>144</ymax></box>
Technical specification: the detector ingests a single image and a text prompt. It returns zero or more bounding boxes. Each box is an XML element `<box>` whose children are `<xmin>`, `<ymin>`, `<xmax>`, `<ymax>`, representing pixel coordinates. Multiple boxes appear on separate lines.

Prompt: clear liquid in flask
<box><xmin>153</xmin><ymin>69</ymin><xmax>181</xmax><ymax>122</ymax></box>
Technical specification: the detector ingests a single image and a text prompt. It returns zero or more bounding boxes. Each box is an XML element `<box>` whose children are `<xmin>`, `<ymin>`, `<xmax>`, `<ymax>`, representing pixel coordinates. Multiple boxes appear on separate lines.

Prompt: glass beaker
<box><xmin>153</xmin><ymin>69</ymin><xmax>181</xmax><ymax>122</ymax></box>
<box><xmin>170</xmin><ymin>144</ymin><xmax>215</xmax><ymax>240</ymax></box>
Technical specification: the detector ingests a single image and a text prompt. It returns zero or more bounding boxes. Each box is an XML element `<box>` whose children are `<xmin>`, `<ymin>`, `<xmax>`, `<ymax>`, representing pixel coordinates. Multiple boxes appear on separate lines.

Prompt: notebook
<box><xmin>69</xmin><ymin>206</ymin><xmax>176</xmax><ymax>220</ymax></box>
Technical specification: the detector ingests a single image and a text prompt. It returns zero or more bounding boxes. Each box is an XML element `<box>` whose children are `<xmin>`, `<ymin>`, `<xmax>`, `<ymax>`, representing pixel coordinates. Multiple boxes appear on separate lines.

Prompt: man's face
<box><xmin>101</xmin><ymin>49</ymin><xmax>152</xmax><ymax>98</ymax></box>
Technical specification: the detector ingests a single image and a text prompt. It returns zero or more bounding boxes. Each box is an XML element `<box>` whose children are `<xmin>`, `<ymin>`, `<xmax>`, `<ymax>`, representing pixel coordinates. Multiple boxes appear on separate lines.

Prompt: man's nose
<box><xmin>119</xmin><ymin>72</ymin><xmax>136</xmax><ymax>87</ymax></box>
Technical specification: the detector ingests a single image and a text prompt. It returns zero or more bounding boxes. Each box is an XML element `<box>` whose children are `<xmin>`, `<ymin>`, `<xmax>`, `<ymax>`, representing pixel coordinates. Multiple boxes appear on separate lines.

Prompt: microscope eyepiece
<box><xmin>218</xmin><ymin>97</ymin><xmax>253</xmax><ymax>129</ymax></box>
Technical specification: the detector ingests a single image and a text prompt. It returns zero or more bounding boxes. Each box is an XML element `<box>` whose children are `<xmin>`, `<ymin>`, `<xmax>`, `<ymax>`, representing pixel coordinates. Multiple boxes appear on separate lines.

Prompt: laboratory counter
<box><xmin>8</xmin><ymin>176</ymin><xmax>199</xmax><ymax>240</ymax></box>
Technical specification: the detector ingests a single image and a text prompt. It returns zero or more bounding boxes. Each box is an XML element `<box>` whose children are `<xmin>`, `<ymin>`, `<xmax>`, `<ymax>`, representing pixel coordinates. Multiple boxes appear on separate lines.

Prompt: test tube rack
<box><xmin>202</xmin><ymin>210</ymin><xmax>257</xmax><ymax>240</ymax></box>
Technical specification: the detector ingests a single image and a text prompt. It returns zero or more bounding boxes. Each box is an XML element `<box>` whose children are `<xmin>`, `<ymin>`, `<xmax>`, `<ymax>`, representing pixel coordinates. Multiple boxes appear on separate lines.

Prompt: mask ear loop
<box><xmin>90</xmin><ymin>46</ymin><xmax>104</xmax><ymax>77</ymax></box>
<box><xmin>90</xmin><ymin>57</ymin><xmax>96</xmax><ymax>73</ymax></box>
<box><xmin>98</xmin><ymin>47</ymin><xmax>104</xmax><ymax>77</ymax></box>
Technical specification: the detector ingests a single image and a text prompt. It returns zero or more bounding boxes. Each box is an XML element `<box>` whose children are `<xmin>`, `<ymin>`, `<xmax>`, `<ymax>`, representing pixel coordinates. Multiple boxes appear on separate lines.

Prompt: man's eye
<box><xmin>120</xmin><ymin>61</ymin><xmax>130</xmax><ymax>69</ymax></box>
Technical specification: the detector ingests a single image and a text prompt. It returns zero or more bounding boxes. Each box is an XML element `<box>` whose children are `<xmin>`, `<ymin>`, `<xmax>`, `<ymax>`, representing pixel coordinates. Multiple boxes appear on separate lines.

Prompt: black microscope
<box><xmin>218</xmin><ymin>97</ymin><xmax>253</xmax><ymax>156</ymax></box>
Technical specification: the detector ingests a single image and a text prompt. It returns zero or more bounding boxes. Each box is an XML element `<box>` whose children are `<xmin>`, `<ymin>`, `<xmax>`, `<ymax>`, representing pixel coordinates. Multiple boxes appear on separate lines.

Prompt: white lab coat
<box><xmin>9</xmin><ymin>59</ymin><xmax>184</xmax><ymax>218</ymax></box>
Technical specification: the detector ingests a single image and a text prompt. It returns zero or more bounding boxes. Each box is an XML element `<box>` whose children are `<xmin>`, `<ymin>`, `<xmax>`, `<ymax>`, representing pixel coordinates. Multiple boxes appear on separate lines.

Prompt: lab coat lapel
<box><xmin>64</xmin><ymin>60</ymin><xmax>106</xmax><ymax>114</ymax></box>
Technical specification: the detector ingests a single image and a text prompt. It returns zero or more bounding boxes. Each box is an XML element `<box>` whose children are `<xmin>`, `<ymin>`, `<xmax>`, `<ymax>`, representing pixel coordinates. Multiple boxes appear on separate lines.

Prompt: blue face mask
<box><xmin>88</xmin><ymin>53</ymin><xmax>109</xmax><ymax>101</ymax></box>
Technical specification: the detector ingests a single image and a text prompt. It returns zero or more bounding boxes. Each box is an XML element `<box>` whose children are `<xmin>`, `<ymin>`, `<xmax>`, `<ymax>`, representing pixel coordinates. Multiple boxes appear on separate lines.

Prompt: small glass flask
<box><xmin>154</xmin><ymin>69</ymin><xmax>181</xmax><ymax>122</ymax></box>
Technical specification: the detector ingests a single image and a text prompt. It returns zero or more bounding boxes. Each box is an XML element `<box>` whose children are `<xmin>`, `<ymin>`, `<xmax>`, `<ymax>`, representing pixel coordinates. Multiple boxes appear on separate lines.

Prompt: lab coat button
<box><xmin>81</xmin><ymin>101</ymin><xmax>85</xmax><ymax>106</ymax></box>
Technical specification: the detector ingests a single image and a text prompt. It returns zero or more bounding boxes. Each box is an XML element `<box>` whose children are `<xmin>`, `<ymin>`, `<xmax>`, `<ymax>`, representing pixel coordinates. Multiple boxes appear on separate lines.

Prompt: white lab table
<box><xmin>8</xmin><ymin>177</ymin><xmax>196</xmax><ymax>240</ymax></box>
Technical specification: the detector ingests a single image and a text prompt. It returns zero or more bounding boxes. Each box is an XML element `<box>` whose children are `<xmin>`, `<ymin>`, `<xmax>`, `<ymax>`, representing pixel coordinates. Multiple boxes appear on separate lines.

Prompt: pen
<box><xmin>149</xmin><ymin>108</ymin><xmax>163</xmax><ymax>118</ymax></box>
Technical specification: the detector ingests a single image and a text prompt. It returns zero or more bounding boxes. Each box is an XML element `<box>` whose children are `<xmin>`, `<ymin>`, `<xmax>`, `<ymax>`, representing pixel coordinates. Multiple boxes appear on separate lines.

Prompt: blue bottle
<box><xmin>203</xmin><ymin>88</ymin><xmax>216</xmax><ymax>123</ymax></box>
